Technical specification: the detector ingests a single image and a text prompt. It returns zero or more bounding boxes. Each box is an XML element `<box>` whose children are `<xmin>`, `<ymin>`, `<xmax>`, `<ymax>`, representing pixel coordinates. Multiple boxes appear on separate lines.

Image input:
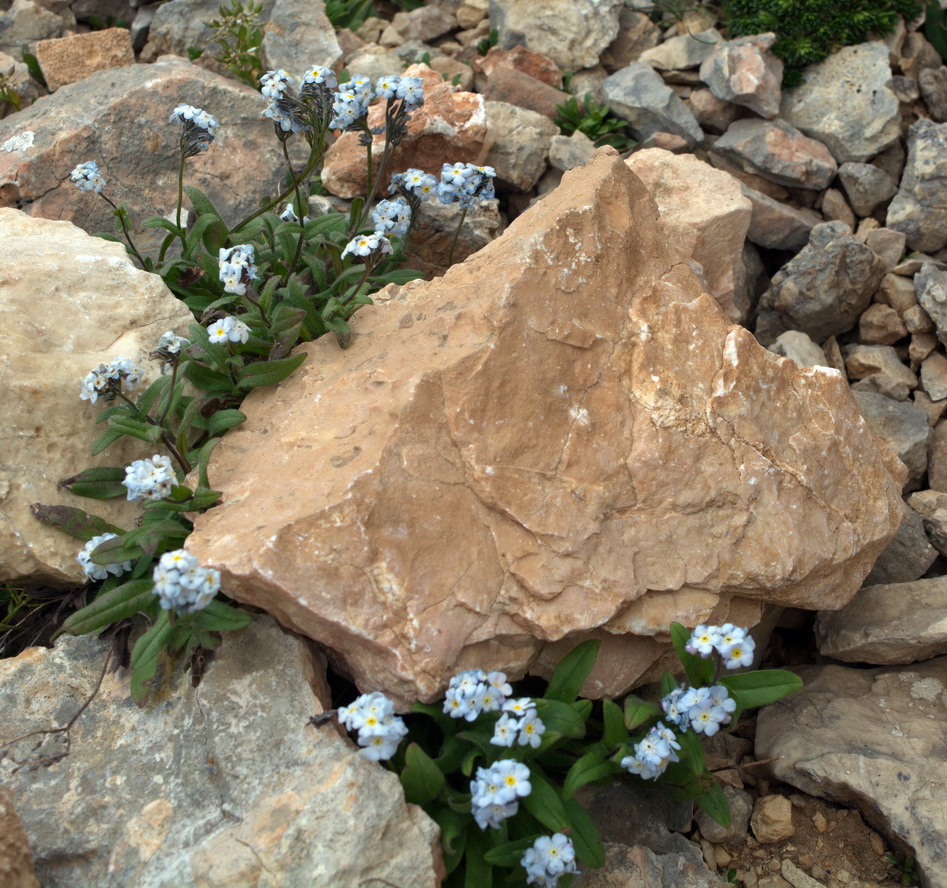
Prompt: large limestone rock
<box><xmin>0</xmin><ymin>209</ymin><xmax>194</xmax><ymax>585</ymax></box>
<box><xmin>756</xmin><ymin>660</ymin><xmax>947</xmax><ymax>888</ymax></box>
<box><xmin>187</xmin><ymin>149</ymin><xmax>905</xmax><ymax>704</ymax></box>
<box><xmin>0</xmin><ymin>56</ymin><xmax>285</xmax><ymax>253</ymax></box>
<box><xmin>0</xmin><ymin>617</ymin><xmax>441</xmax><ymax>888</ymax></box>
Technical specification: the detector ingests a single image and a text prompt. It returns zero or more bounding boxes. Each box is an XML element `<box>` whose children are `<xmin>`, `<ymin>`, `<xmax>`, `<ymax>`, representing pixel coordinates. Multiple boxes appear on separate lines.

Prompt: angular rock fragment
<box><xmin>698</xmin><ymin>32</ymin><xmax>783</xmax><ymax>119</ymax></box>
<box><xmin>887</xmin><ymin>119</ymin><xmax>947</xmax><ymax>254</ymax></box>
<box><xmin>187</xmin><ymin>151</ymin><xmax>905</xmax><ymax>704</ymax></box>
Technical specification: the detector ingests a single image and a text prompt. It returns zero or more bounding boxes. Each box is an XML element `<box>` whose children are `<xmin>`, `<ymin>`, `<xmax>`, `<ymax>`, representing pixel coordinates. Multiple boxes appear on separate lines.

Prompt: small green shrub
<box><xmin>722</xmin><ymin>0</ymin><xmax>922</xmax><ymax>87</ymax></box>
<box><xmin>555</xmin><ymin>93</ymin><xmax>637</xmax><ymax>152</ymax></box>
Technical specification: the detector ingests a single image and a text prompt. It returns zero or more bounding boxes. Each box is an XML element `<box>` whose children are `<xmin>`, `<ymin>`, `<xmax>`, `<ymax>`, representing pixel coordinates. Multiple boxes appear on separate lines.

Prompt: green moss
<box><xmin>722</xmin><ymin>0</ymin><xmax>922</xmax><ymax>86</ymax></box>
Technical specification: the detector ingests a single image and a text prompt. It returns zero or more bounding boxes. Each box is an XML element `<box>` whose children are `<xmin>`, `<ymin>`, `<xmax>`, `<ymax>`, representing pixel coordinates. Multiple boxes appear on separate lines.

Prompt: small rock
<box><xmin>699</xmin><ymin>32</ymin><xmax>783</xmax><ymax>119</ymax></box>
<box><xmin>600</xmin><ymin>8</ymin><xmax>661</xmax><ymax>71</ymax></box>
<box><xmin>687</xmin><ymin>87</ymin><xmax>738</xmax><ymax>135</ymax></box>
<box><xmin>602</xmin><ymin>60</ymin><xmax>704</xmax><ymax>145</ymax></box>
<box><xmin>863</xmin><ymin>502</ymin><xmax>937</xmax><ymax>586</ymax></box>
<box><xmin>858</xmin><ymin>304</ymin><xmax>908</xmax><ymax>346</ymax></box>
<box><xmin>929</xmin><ymin>421</ymin><xmax>947</xmax><ymax>492</ymax></box>
<box><xmin>915</xmin><ymin>261</ymin><xmax>947</xmax><ymax>347</ymax></box>
<box><xmin>921</xmin><ymin>350</ymin><xmax>947</xmax><ymax>401</ymax></box>
<box><xmin>820</xmin><ymin>188</ymin><xmax>855</xmax><ymax>230</ymax></box>
<box><xmin>887</xmin><ymin>119</ymin><xmax>947</xmax><ymax>254</ymax></box>
<box><xmin>816</xmin><ymin>576</ymin><xmax>947</xmax><ymax>665</ymax></box>
<box><xmin>781</xmin><ymin>859</ymin><xmax>825</xmax><ymax>888</ymax></box>
<box><xmin>863</xmin><ymin>228</ymin><xmax>906</xmax><ymax>273</ymax></box>
<box><xmin>919</xmin><ymin>65</ymin><xmax>947</xmax><ymax>122</ymax></box>
<box><xmin>878</xmin><ymin>272</ymin><xmax>920</xmax><ymax>314</ymax></box>
<box><xmin>696</xmin><ymin>786</ymin><xmax>753</xmax><ymax>844</ymax></box>
<box><xmin>714</xmin><ymin>118</ymin><xmax>837</xmax><ymax>191</ymax></box>
<box><xmin>812</xmin><ymin>811</ymin><xmax>828</xmax><ymax>833</ymax></box>
<box><xmin>484</xmin><ymin>101</ymin><xmax>558</xmax><ymax>190</ymax></box>
<box><xmin>768</xmin><ymin>330</ymin><xmax>829</xmax><ymax>369</ymax></box>
<box><xmin>739</xmin><ymin>186</ymin><xmax>822</xmax><ymax>251</ymax></box>
<box><xmin>910</xmin><ymin>332</ymin><xmax>939</xmax><ymax>364</ymax></box>
<box><xmin>751</xmin><ymin>795</ymin><xmax>795</xmax><ymax>844</ymax></box>
<box><xmin>472</xmin><ymin>45</ymin><xmax>563</xmax><ymax>88</ymax></box>
<box><xmin>912</xmin><ymin>389</ymin><xmax>947</xmax><ymax>426</ymax></box>
<box><xmin>851</xmin><ymin>391</ymin><xmax>931</xmax><ymax>490</ymax></box>
<box><xmin>548</xmin><ymin>130</ymin><xmax>597</xmax><ymax>171</ymax></box>
<box><xmin>34</xmin><ymin>27</ymin><xmax>133</xmax><ymax>92</ymax></box>
<box><xmin>779</xmin><ymin>42</ymin><xmax>901</xmax><ymax>163</ymax></box>
<box><xmin>390</xmin><ymin>4</ymin><xmax>457</xmax><ymax>42</ymax></box>
<box><xmin>480</xmin><ymin>65</ymin><xmax>568</xmax><ymax>119</ymax></box>
<box><xmin>837</xmin><ymin>162</ymin><xmax>898</xmax><ymax>217</ymax></box>
<box><xmin>639</xmin><ymin>28</ymin><xmax>722</xmax><ymax>70</ymax></box>
<box><xmin>907</xmin><ymin>488</ymin><xmax>947</xmax><ymax>556</ymax></box>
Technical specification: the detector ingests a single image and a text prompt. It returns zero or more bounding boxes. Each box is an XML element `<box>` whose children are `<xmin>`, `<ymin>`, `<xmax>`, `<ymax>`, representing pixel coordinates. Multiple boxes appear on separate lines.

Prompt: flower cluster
<box><xmin>491</xmin><ymin>697</ymin><xmax>546</xmax><ymax>749</ymax></box>
<box><xmin>260</xmin><ymin>68</ymin><xmax>294</xmax><ymax>99</ymax></box>
<box><xmin>337</xmin><ymin>691</ymin><xmax>408</xmax><ymax>761</ymax></box>
<box><xmin>620</xmin><ymin>720</ymin><xmax>682</xmax><ymax>781</ymax></box>
<box><xmin>151</xmin><ymin>549</ymin><xmax>220</xmax><ymax>615</ymax></box>
<box><xmin>207</xmin><ymin>315</ymin><xmax>251</xmax><ymax>345</ymax></box>
<box><xmin>154</xmin><ymin>331</ymin><xmax>189</xmax><ymax>372</ymax></box>
<box><xmin>340</xmin><ymin>231</ymin><xmax>393</xmax><ymax>262</ymax></box>
<box><xmin>662</xmin><ymin>684</ymin><xmax>736</xmax><ymax>737</ymax></box>
<box><xmin>77</xmin><ymin>533</ymin><xmax>132</xmax><ymax>581</ymax></box>
<box><xmin>436</xmin><ymin>162</ymin><xmax>496</xmax><ymax>208</ymax></box>
<box><xmin>686</xmin><ymin>623</ymin><xmax>756</xmax><ymax>670</ymax></box>
<box><xmin>330</xmin><ymin>74</ymin><xmax>374</xmax><ymax>130</ymax></box>
<box><xmin>79</xmin><ymin>356</ymin><xmax>144</xmax><ymax>404</ymax></box>
<box><xmin>470</xmin><ymin>759</ymin><xmax>532</xmax><ymax>830</ymax></box>
<box><xmin>521</xmin><ymin>834</ymin><xmax>579</xmax><ymax>887</ymax></box>
<box><xmin>301</xmin><ymin>64</ymin><xmax>338</xmax><ymax>93</ymax></box>
<box><xmin>169</xmin><ymin>103</ymin><xmax>220</xmax><ymax>157</ymax></box>
<box><xmin>390</xmin><ymin>168</ymin><xmax>438</xmax><ymax>201</ymax></box>
<box><xmin>442</xmin><ymin>668</ymin><xmax>512</xmax><ymax>721</ymax></box>
<box><xmin>123</xmin><ymin>454</ymin><xmax>176</xmax><ymax>502</ymax></box>
<box><xmin>218</xmin><ymin>243</ymin><xmax>258</xmax><ymax>296</ymax></box>
<box><xmin>371</xmin><ymin>197</ymin><xmax>411</xmax><ymax>238</ymax></box>
<box><xmin>70</xmin><ymin>160</ymin><xmax>106</xmax><ymax>193</ymax></box>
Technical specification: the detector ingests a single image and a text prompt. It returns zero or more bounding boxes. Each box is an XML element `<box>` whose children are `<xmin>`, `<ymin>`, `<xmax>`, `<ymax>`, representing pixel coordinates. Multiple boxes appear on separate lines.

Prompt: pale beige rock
<box><xmin>0</xmin><ymin>787</ymin><xmax>39</xmax><ymax>888</ymax></box>
<box><xmin>907</xmin><ymin>488</ymin><xmax>947</xmax><ymax>556</ymax></box>
<box><xmin>187</xmin><ymin>150</ymin><xmax>906</xmax><ymax>704</ymax></box>
<box><xmin>858</xmin><ymin>303</ymin><xmax>908</xmax><ymax>345</ymax></box>
<box><xmin>322</xmin><ymin>65</ymin><xmax>492</xmax><ymax>199</ymax></box>
<box><xmin>0</xmin><ymin>617</ymin><xmax>441</xmax><ymax>888</ymax></box>
<box><xmin>767</xmin><ymin>330</ymin><xmax>829</xmax><ymax>369</ymax></box>
<box><xmin>922</xmin><ymin>350</ymin><xmax>947</xmax><ymax>401</ymax></box>
<box><xmin>35</xmin><ymin>27</ymin><xmax>133</xmax><ymax>91</ymax></box>
<box><xmin>625</xmin><ymin>148</ymin><xmax>751</xmax><ymax>322</ymax></box>
<box><xmin>751</xmin><ymin>795</ymin><xmax>795</xmax><ymax>844</ymax></box>
<box><xmin>0</xmin><ymin>209</ymin><xmax>194</xmax><ymax>585</ymax></box>
<box><xmin>815</xmin><ymin>578</ymin><xmax>947</xmax><ymax>664</ymax></box>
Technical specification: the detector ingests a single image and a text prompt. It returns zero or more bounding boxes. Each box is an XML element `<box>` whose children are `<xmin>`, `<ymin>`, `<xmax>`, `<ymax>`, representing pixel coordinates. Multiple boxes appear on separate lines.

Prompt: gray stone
<box><xmin>780</xmin><ymin>42</ymin><xmax>901</xmax><ymax>163</ymax></box>
<box><xmin>845</xmin><ymin>344</ymin><xmax>917</xmax><ymax>401</ymax></box>
<box><xmin>907</xmin><ymin>489</ymin><xmax>947</xmax><ymax>557</ymax></box>
<box><xmin>549</xmin><ymin>130</ymin><xmax>597</xmax><ymax>172</ymax></box>
<box><xmin>141</xmin><ymin>0</ymin><xmax>252</xmax><ymax>62</ymax></box>
<box><xmin>929</xmin><ymin>420</ymin><xmax>947</xmax><ymax>492</ymax></box>
<box><xmin>922</xmin><ymin>351</ymin><xmax>947</xmax><ymax>402</ymax></box>
<box><xmin>919</xmin><ymin>65</ymin><xmax>947</xmax><ymax>123</ymax></box>
<box><xmin>0</xmin><ymin>617</ymin><xmax>441</xmax><ymax>888</ymax></box>
<box><xmin>837</xmin><ymin>162</ymin><xmax>899</xmax><ymax>217</ymax></box>
<box><xmin>714</xmin><ymin>118</ymin><xmax>836</xmax><ymax>191</ymax></box>
<box><xmin>698</xmin><ymin>32</ymin><xmax>783</xmax><ymax>119</ymax></box>
<box><xmin>816</xmin><ymin>577</ymin><xmax>947</xmax><ymax>664</ymax></box>
<box><xmin>863</xmin><ymin>502</ymin><xmax>937</xmax><ymax>586</ymax></box>
<box><xmin>261</xmin><ymin>0</ymin><xmax>342</xmax><ymax>76</ymax></box>
<box><xmin>0</xmin><ymin>56</ymin><xmax>286</xmax><ymax>255</ymax></box>
<box><xmin>696</xmin><ymin>786</ymin><xmax>752</xmax><ymax>844</ymax></box>
<box><xmin>687</xmin><ymin>87</ymin><xmax>738</xmax><ymax>135</ymax></box>
<box><xmin>738</xmin><ymin>185</ymin><xmax>822</xmax><ymax>252</ymax></box>
<box><xmin>343</xmin><ymin>45</ymin><xmax>404</xmax><ymax>81</ymax></box>
<box><xmin>887</xmin><ymin>119</ymin><xmax>947</xmax><ymax>254</ymax></box>
<box><xmin>600</xmin><ymin>8</ymin><xmax>660</xmax><ymax>71</ymax></box>
<box><xmin>0</xmin><ymin>0</ymin><xmax>72</xmax><ymax>60</ymax></box>
<box><xmin>916</xmin><ymin>262</ymin><xmax>947</xmax><ymax>348</ymax></box>
<box><xmin>755</xmin><ymin>223</ymin><xmax>886</xmax><ymax>343</ymax></box>
<box><xmin>751</xmin><ymin>794</ymin><xmax>794</xmax><ymax>844</ymax></box>
<box><xmin>638</xmin><ymin>29</ymin><xmax>722</xmax><ymax>70</ymax></box>
<box><xmin>390</xmin><ymin>5</ymin><xmax>458</xmax><ymax>42</ymax></box>
<box><xmin>755</xmin><ymin>659</ymin><xmax>947</xmax><ymax>888</ymax></box>
<box><xmin>484</xmin><ymin>100</ymin><xmax>558</xmax><ymax>191</ymax></box>
<box><xmin>768</xmin><ymin>330</ymin><xmax>829</xmax><ymax>369</ymax></box>
<box><xmin>490</xmin><ymin>0</ymin><xmax>622</xmax><ymax>71</ymax></box>
<box><xmin>863</xmin><ymin>228</ymin><xmax>907</xmax><ymax>272</ymax></box>
<box><xmin>820</xmin><ymin>188</ymin><xmax>855</xmax><ymax>230</ymax></box>
<box><xmin>603</xmin><ymin>61</ymin><xmax>703</xmax><ymax>145</ymax></box>
<box><xmin>852</xmin><ymin>391</ymin><xmax>931</xmax><ymax>490</ymax></box>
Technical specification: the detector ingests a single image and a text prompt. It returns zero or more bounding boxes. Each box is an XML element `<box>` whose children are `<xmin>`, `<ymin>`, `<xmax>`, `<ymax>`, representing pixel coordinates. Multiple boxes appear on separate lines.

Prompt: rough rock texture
<box><xmin>0</xmin><ymin>617</ymin><xmax>441</xmax><ymax>888</ymax></box>
<box><xmin>915</xmin><ymin>262</ymin><xmax>947</xmax><ymax>348</ymax></box>
<box><xmin>907</xmin><ymin>489</ymin><xmax>947</xmax><ymax>558</ymax></box>
<box><xmin>603</xmin><ymin>61</ymin><xmax>703</xmax><ymax>145</ymax></box>
<box><xmin>815</xmin><ymin>578</ymin><xmax>947</xmax><ymax>665</ymax></box>
<box><xmin>887</xmin><ymin>120</ymin><xmax>947</xmax><ymax>254</ymax></box>
<box><xmin>34</xmin><ymin>27</ymin><xmax>133</xmax><ymax>92</ymax></box>
<box><xmin>0</xmin><ymin>209</ymin><xmax>194</xmax><ymax>585</ymax></box>
<box><xmin>852</xmin><ymin>392</ymin><xmax>930</xmax><ymax>490</ymax></box>
<box><xmin>713</xmin><ymin>117</ymin><xmax>837</xmax><ymax>191</ymax></box>
<box><xmin>863</xmin><ymin>503</ymin><xmax>937</xmax><ymax>586</ymax></box>
<box><xmin>484</xmin><ymin>100</ymin><xmax>558</xmax><ymax>191</ymax></box>
<box><xmin>639</xmin><ymin>29</ymin><xmax>722</xmax><ymax>71</ymax></box>
<box><xmin>186</xmin><ymin>150</ymin><xmax>905</xmax><ymax>704</ymax></box>
<box><xmin>624</xmin><ymin>148</ymin><xmax>751</xmax><ymax>322</ymax></box>
<box><xmin>838</xmin><ymin>162</ymin><xmax>898</xmax><ymax>217</ymax></box>
<box><xmin>779</xmin><ymin>42</ymin><xmax>901</xmax><ymax>163</ymax></box>
<box><xmin>489</xmin><ymin>0</ymin><xmax>622</xmax><ymax>71</ymax></box>
<box><xmin>260</xmin><ymin>0</ymin><xmax>342</xmax><ymax>75</ymax></box>
<box><xmin>0</xmin><ymin>0</ymin><xmax>72</xmax><ymax>60</ymax></box>
<box><xmin>738</xmin><ymin>184</ymin><xmax>821</xmax><ymax>251</ymax></box>
<box><xmin>0</xmin><ymin>787</ymin><xmax>40</xmax><ymax>888</ymax></box>
<box><xmin>698</xmin><ymin>32</ymin><xmax>783</xmax><ymax>120</ymax></box>
<box><xmin>0</xmin><ymin>56</ymin><xmax>285</xmax><ymax>253</ymax></box>
<box><xmin>322</xmin><ymin>65</ymin><xmax>491</xmax><ymax>199</ymax></box>
<box><xmin>756</xmin><ymin>660</ymin><xmax>947</xmax><ymax>888</ymax></box>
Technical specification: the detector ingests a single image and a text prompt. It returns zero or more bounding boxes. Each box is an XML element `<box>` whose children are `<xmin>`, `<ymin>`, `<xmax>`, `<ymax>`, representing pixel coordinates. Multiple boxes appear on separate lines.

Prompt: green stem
<box><xmin>101</xmin><ymin>195</ymin><xmax>147</xmax><ymax>268</ymax></box>
<box><xmin>281</xmin><ymin>138</ymin><xmax>307</xmax><ymax>285</ymax></box>
<box><xmin>116</xmin><ymin>391</ymin><xmax>191</xmax><ymax>475</ymax></box>
<box><xmin>175</xmin><ymin>151</ymin><xmax>187</xmax><ymax>254</ymax></box>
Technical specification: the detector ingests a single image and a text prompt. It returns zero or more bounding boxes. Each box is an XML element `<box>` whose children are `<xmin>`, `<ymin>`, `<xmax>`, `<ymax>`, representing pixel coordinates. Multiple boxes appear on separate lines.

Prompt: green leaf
<box><xmin>623</xmin><ymin>694</ymin><xmax>662</xmax><ymax>732</ymax></box>
<box><xmin>130</xmin><ymin>610</ymin><xmax>173</xmax><ymax>704</ymax></box>
<box><xmin>29</xmin><ymin>503</ymin><xmax>123</xmax><ymax>541</ymax></box>
<box><xmin>535</xmin><ymin>698</ymin><xmax>587</xmax><ymax>740</ymax></box>
<box><xmin>203</xmin><ymin>408</ymin><xmax>246</xmax><ymax>437</ymax></box>
<box><xmin>90</xmin><ymin>426</ymin><xmax>126</xmax><ymax>456</ymax></box>
<box><xmin>544</xmin><ymin>639</ymin><xmax>600</xmax><ymax>703</ymax></box>
<box><xmin>183</xmin><ymin>185</ymin><xmax>226</xmax><ymax>225</ymax></box>
<box><xmin>462</xmin><ymin>826</ymin><xmax>493</xmax><ymax>888</ymax></box>
<box><xmin>482</xmin><ymin>836</ymin><xmax>536</xmax><ymax>867</ymax></box>
<box><xmin>400</xmin><ymin>743</ymin><xmax>446</xmax><ymax>805</ymax></box>
<box><xmin>59</xmin><ymin>466</ymin><xmax>127</xmax><ymax>499</ymax></box>
<box><xmin>133</xmin><ymin>375</ymin><xmax>173</xmax><ymax>418</ymax></box>
<box><xmin>563</xmin><ymin>794</ymin><xmax>606</xmax><ymax>868</ymax></box>
<box><xmin>670</xmin><ymin>621</ymin><xmax>715</xmax><ymax>687</ymax></box>
<box><xmin>183</xmin><ymin>362</ymin><xmax>234</xmax><ymax>395</ymax></box>
<box><xmin>520</xmin><ymin>768</ymin><xmax>571</xmax><ymax>833</ymax></box>
<box><xmin>189</xmin><ymin>599</ymin><xmax>251</xmax><ymax>634</ymax></box>
<box><xmin>660</xmin><ymin>671</ymin><xmax>678</xmax><ymax>698</ymax></box>
<box><xmin>674</xmin><ymin>728</ymin><xmax>706</xmax><ymax>776</ymax></box>
<box><xmin>603</xmin><ymin>698</ymin><xmax>629</xmax><ymax>747</ymax></box>
<box><xmin>695</xmin><ymin>780</ymin><xmax>731</xmax><ymax>828</ymax></box>
<box><xmin>236</xmin><ymin>353</ymin><xmax>306</xmax><ymax>390</ymax></box>
<box><xmin>60</xmin><ymin>579</ymin><xmax>156</xmax><ymax>636</ymax></box>
<box><xmin>926</xmin><ymin>0</ymin><xmax>947</xmax><ymax>62</ymax></box>
<box><xmin>434</xmin><ymin>808</ymin><xmax>467</xmax><ymax>875</ymax></box>
<box><xmin>561</xmin><ymin>746</ymin><xmax>618</xmax><ymax>799</ymax></box>
<box><xmin>720</xmin><ymin>668</ymin><xmax>803</xmax><ymax>712</ymax></box>
<box><xmin>107</xmin><ymin>415</ymin><xmax>163</xmax><ymax>444</ymax></box>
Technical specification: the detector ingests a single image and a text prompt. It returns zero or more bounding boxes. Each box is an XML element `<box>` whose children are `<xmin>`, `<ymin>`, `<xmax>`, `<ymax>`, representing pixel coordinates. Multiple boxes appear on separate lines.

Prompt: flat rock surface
<box><xmin>0</xmin><ymin>617</ymin><xmax>440</xmax><ymax>888</ymax></box>
<box><xmin>756</xmin><ymin>660</ymin><xmax>947</xmax><ymax>888</ymax></box>
<box><xmin>187</xmin><ymin>150</ymin><xmax>905</xmax><ymax>705</ymax></box>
